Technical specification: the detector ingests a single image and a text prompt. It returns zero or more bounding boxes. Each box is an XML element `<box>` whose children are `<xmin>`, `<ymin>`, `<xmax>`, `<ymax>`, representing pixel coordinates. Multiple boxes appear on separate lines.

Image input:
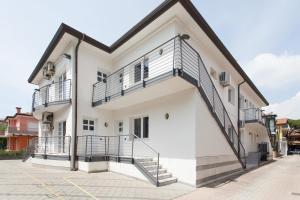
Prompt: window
<box><xmin>228</xmin><ymin>87</ymin><xmax>235</xmax><ymax>105</ymax></box>
<box><xmin>143</xmin><ymin>58</ymin><xmax>149</xmax><ymax>79</ymax></box>
<box><xmin>134</xmin><ymin>63</ymin><xmax>141</xmax><ymax>83</ymax></box>
<box><xmin>133</xmin><ymin>116</ymin><xmax>149</xmax><ymax>138</ymax></box>
<box><xmin>143</xmin><ymin>117</ymin><xmax>149</xmax><ymax>138</ymax></box>
<box><xmin>83</xmin><ymin>119</ymin><xmax>95</xmax><ymax>131</ymax></box>
<box><xmin>97</xmin><ymin>71</ymin><xmax>107</xmax><ymax>83</ymax></box>
<box><xmin>134</xmin><ymin>118</ymin><xmax>141</xmax><ymax>138</ymax></box>
<box><xmin>210</xmin><ymin>67</ymin><xmax>217</xmax><ymax>80</ymax></box>
<box><xmin>118</xmin><ymin>121</ymin><xmax>123</xmax><ymax>133</ymax></box>
<box><xmin>239</xmin><ymin>95</ymin><xmax>245</xmax><ymax>109</ymax></box>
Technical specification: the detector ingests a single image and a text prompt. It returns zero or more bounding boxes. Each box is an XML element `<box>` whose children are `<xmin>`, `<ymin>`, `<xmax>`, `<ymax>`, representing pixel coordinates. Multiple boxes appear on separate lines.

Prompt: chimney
<box><xmin>16</xmin><ymin>107</ymin><xmax>21</xmax><ymax>114</ymax></box>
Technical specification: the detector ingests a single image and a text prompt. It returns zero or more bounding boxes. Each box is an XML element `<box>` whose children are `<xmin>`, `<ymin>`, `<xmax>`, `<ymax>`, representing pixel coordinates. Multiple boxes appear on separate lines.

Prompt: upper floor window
<box><xmin>239</xmin><ymin>95</ymin><xmax>245</xmax><ymax>109</ymax></box>
<box><xmin>210</xmin><ymin>67</ymin><xmax>217</xmax><ymax>80</ymax></box>
<box><xmin>97</xmin><ymin>71</ymin><xmax>107</xmax><ymax>83</ymax></box>
<box><xmin>228</xmin><ymin>87</ymin><xmax>235</xmax><ymax>105</ymax></box>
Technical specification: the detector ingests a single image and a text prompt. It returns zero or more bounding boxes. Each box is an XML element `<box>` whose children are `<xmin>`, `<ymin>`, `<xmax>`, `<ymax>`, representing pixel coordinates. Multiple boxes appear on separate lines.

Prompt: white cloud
<box><xmin>264</xmin><ymin>91</ymin><xmax>300</xmax><ymax>119</ymax></box>
<box><xmin>244</xmin><ymin>53</ymin><xmax>300</xmax><ymax>90</ymax></box>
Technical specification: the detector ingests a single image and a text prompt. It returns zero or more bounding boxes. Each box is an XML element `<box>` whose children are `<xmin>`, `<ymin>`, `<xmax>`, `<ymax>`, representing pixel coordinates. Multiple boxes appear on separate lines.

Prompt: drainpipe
<box><xmin>237</xmin><ymin>80</ymin><xmax>246</xmax><ymax>155</ymax></box>
<box><xmin>71</xmin><ymin>34</ymin><xmax>85</xmax><ymax>170</ymax></box>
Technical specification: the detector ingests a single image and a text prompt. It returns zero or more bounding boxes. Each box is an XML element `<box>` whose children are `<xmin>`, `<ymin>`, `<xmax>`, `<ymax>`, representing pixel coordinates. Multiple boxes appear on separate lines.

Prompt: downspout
<box><xmin>71</xmin><ymin>34</ymin><xmax>85</xmax><ymax>170</ymax></box>
<box><xmin>237</xmin><ymin>80</ymin><xmax>246</xmax><ymax>155</ymax></box>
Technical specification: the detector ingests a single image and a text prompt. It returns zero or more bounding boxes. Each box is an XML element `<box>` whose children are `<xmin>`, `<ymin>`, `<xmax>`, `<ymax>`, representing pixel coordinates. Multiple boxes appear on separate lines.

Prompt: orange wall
<box><xmin>7</xmin><ymin>136</ymin><xmax>36</xmax><ymax>151</ymax></box>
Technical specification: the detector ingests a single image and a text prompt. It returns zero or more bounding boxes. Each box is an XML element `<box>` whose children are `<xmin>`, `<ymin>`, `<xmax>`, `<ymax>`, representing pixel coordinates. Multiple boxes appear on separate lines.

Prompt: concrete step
<box><xmin>144</xmin><ymin>165</ymin><xmax>162</xmax><ymax>170</ymax></box>
<box><xmin>158</xmin><ymin>177</ymin><xmax>177</xmax><ymax>186</ymax></box>
<box><xmin>154</xmin><ymin>172</ymin><xmax>172</xmax><ymax>180</ymax></box>
<box><xmin>139</xmin><ymin>161</ymin><xmax>158</xmax><ymax>166</ymax></box>
<box><xmin>148</xmin><ymin>168</ymin><xmax>167</xmax><ymax>175</ymax></box>
<box><xmin>135</xmin><ymin>158</ymin><xmax>153</xmax><ymax>162</ymax></box>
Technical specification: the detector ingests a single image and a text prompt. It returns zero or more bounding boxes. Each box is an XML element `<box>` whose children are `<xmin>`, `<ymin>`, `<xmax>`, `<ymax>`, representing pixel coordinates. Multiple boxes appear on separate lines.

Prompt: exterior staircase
<box><xmin>134</xmin><ymin>158</ymin><xmax>177</xmax><ymax>186</ymax></box>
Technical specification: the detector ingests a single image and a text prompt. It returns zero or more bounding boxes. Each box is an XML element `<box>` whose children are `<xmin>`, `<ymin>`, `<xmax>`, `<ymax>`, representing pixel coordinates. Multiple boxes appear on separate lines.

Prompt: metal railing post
<box><xmin>180</xmin><ymin>37</ymin><xmax>183</xmax><ymax>75</ymax></box>
<box><xmin>68</xmin><ymin>136</ymin><xmax>71</xmax><ymax>160</ymax></box>
<box><xmin>90</xmin><ymin>135</ymin><xmax>93</xmax><ymax>161</ymax></box>
<box><xmin>156</xmin><ymin>153</ymin><xmax>160</xmax><ymax>187</ymax></box>
<box><xmin>44</xmin><ymin>137</ymin><xmax>47</xmax><ymax>159</ymax></box>
<box><xmin>131</xmin><ymin>136</ymin><xmax>134</xmax><ymax>164</ymax></box>
<box><xmin>172</xmin><ymin>37</ymin><xmax>176</xmax><ymax>76</ymax></box>
<box><xmin>85</xmin><ymin>136</ymin><xmax>88</xmax><ymax>161</ymax></box>
<box><xmin>118</xmin><ymin>136</ymin><xmax>121</xmax><ymax>162</ymax></box>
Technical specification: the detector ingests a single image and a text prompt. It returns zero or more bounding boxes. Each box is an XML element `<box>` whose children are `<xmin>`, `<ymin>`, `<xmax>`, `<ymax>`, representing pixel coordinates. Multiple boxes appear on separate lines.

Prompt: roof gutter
<box><xmin>71</xmin><ymin>34</ymin><xmax>84</xmax><ymax>170</ymax></box>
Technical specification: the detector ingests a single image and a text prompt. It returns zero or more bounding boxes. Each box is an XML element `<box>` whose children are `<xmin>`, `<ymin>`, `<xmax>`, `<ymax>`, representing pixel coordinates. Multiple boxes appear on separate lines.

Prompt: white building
<box><xmin>27</xmin><ymin>0</ymin><xmax>271</xmax><ymax>187</ymax></box>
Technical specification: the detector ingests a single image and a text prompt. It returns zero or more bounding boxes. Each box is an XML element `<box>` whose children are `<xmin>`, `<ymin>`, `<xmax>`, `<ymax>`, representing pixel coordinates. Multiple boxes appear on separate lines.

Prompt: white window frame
<box><xmin>82</xmin><ymin>119</ymin><xmax>95</xmax><ymax>132</ymax></box>
<box><xmin>228</xmin><ymin>87</ymin><xmax>235</xmax><ymax>105</ymax></box>
<box><xmin>131</xmin><ymin>115</ymin><xmax>149</xmax><ymax>139</ymax></box>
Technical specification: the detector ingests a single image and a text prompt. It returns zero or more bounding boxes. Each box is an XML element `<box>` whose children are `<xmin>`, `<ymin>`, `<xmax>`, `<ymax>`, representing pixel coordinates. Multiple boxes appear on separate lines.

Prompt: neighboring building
<box><xmin>276</xmin><ymin>118</ymin><xmax>290</xmax><ymax>156</ymax></box>
<box><xmin>263</xmin><ymin>113</ymin><xmax>277</xmax><ymax>151</ymax></box>
<box><xmin>27</xmin><ymin>0</ymin><xmax>271</xmax><ymax>187</ymax></box>
<box><xmin>0</xmin><ymin>119</ymin><xmax>7</xmax><ymax>136</ymax></box>
<box><xmin>4</xmin><ymin>107</ymin><xmax>38</xmax><ymax>151</ymax></box>
<box><xmin>287</xmin><ymin>129</ymin><xmax>300</xmax><ymax>154</ymax></box>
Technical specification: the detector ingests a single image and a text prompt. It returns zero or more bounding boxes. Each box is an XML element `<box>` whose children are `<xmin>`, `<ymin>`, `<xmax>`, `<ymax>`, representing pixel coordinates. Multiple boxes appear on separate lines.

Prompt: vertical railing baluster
<box><xmin>156</xmin><ymin>153</ymin><xmax>160</xmax><ymax>187</ymax></box>
<box><xmin>180</xmin><ymin>37</ymin><xmax>183</xmax><ymax>75</ymax></box>
<box><xmin>118</xmin><ymin>136</ymin><xmax>121</xmax><ymax>162</ymax></box>
<box><xmin>85</xmin><ymin>136</ymin><xmax>88</xmax><ymax>161</ymax></box>
<box><xmin>90</xmin><ymin>135</ymin><xmax>93</xmax><ymax>161</ymax></box>
<box><xmin>68</xmin><ymin>136</ymin><xmax>71</xmax><ymax>160</ymax></box>
<box><xmin>172</xmin><ymin>37</ymin><xmax>176</xmax><ymax>76</ymax></box>
<box><xmin>131</xmin><ymin>136</ymin><xmax>134</xmax><ymax>164</ymax></box>
<box><xmin>44</xmin><ymin>137</ymin><xmax>47</xmax><ymax>159</ymax></box>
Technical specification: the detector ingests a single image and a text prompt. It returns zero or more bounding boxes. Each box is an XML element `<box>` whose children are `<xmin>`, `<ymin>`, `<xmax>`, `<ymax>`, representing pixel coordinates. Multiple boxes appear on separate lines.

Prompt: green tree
<box><xmin>0</xmin><ymin>124</ymin><xmax>6</xmax><ymax>132</ymax></box>
<box><xmin>288</xmin><ymin>119</ymin><xmax>300</xmax><ymax>129</ymax></box>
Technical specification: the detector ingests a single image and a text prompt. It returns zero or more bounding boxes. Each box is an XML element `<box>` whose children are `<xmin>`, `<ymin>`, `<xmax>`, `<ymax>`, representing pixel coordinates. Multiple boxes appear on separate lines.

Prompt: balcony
<box><xmin>32</xmin><ymin>79</ymin><xmax>71</xmax><ymax>113</ymax></box>
<box><xmin>6</xmin><ymin>126</ymin><xmax>38</xmax><ymax>136</ymax></box>
<box><xmin>243</xmin><ymin>108</ymin><xmax>265</xmax><ymax>125</ymax></box>
<box><xmin>241</xmin><ymin>108</ymin><xmax>269</xmax><ymax>138</ymax></box>
<box><xmin>92</xmin><ymin>36</ymin><xmax>199</xmax><ymax>109</ymax></box>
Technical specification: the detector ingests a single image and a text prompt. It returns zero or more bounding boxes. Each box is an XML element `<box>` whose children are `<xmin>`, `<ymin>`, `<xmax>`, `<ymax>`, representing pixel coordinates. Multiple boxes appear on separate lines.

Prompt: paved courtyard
<box><xmin>0</xmin><ymin>156</ymin><xmax>299</xmax><ymax>200</ymax></box>
<box><xmin>0</xmin><ymin>160</ymin><xmax>193</xmax><ymax>200</ymax></box>
<box><xmin>177</xmin><ymin>155</ymin><xmax>300</xmax><ymax>200</ymax></box>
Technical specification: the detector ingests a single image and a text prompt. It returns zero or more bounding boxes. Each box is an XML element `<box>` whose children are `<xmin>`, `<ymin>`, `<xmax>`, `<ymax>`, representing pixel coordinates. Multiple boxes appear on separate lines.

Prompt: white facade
<box><xmin>28</xmin><ymin>1</ymin><xmax>271</xmax><ymax>187</ymax></box>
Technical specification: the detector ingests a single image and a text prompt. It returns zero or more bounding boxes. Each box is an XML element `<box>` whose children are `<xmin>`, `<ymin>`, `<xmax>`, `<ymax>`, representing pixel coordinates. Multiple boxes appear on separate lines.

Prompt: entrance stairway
<box><xmin>135</xmin><ymin>158</ymin><xmax>177</xmax><ymax>186</ymax></box>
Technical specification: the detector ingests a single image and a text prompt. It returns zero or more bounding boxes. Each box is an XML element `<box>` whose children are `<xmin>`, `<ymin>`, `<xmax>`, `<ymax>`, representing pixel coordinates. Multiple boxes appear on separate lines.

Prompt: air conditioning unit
<box><xmin>42</xmin><ymin>112</ymin><xmax>53</xmax><ymax>132</ymax></box>
<box><xmin>42</xmin><ymin>62</ymin><xmax>55</xmax><ymax>79</ymax></box>
<box><xmin>219</xmin><ymin>72</ymin><xmax>231</xmax><ymax>87</ymax></box>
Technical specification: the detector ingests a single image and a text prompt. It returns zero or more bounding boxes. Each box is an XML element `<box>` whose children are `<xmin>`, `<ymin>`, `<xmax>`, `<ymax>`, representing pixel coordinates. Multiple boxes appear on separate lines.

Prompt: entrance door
<box><xmin>58</xmin><ymin>121</ymin><xmax>66</xmax><ymax>153</ymax></box>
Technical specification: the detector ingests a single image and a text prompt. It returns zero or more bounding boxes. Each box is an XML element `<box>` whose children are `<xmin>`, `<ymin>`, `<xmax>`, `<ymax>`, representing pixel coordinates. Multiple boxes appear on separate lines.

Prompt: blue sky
<box><xmin>0</xmin><ymin>0</ymin><xmax>299</xmax><ymax>118</ymax></box>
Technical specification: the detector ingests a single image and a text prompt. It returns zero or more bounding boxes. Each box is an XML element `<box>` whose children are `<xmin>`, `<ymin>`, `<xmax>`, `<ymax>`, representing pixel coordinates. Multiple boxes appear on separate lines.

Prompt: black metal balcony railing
<box><xmin>32</xmin><ymin>79</ymin><xmax>71</xmax><ymax>111</ymax></box>
<box><xmin>6</xmin><ymin>127</ymin><xmax>38</xmax><ymax>135</ymax></box>
<box><xmin>92</xmin><ymin>35</ymin><xmax>246</xmax><ymax>167</ymax></box>
<box><xmin>243</xmin><ymin>108</ymin><xmax>265</xmax><ymax>124</ymax></box>
<box><xmin>32</xmin><ymin>136</ymin><xmax>71</xmax><ymax>159</ymax></box>
<box><xmin>77</xmin><ymin>134</ymin><xmax>160</xmax><ymax>186</ymax></box>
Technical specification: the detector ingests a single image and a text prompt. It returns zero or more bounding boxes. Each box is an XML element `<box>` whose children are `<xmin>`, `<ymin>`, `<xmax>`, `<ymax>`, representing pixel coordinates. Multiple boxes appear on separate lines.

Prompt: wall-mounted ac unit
<box><xmin>42</xmin><ymin>62</ymin><xmax>55</xmax><ymax>79</ymax></box>
<box><xmin>219</xmin><ymin>71</ymin><xmax>231</xmax><ymax>87</ymax></box>
<box><xmin>42</xmin><ymin>112</ymin><xmax>53</xmax><ymax>133</ymax></box>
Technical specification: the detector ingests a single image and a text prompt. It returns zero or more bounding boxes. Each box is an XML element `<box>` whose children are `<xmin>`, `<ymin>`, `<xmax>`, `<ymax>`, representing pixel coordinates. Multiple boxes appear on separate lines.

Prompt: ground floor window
<box><xmin>133</xmin><ymin>116</ymin><xmax>149</xmax><ymax>139</ymax></box>
<box><xmin>83</xmin><ymin>119</ymin><xmax>95</xmax><ymax>131</ymax></box>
